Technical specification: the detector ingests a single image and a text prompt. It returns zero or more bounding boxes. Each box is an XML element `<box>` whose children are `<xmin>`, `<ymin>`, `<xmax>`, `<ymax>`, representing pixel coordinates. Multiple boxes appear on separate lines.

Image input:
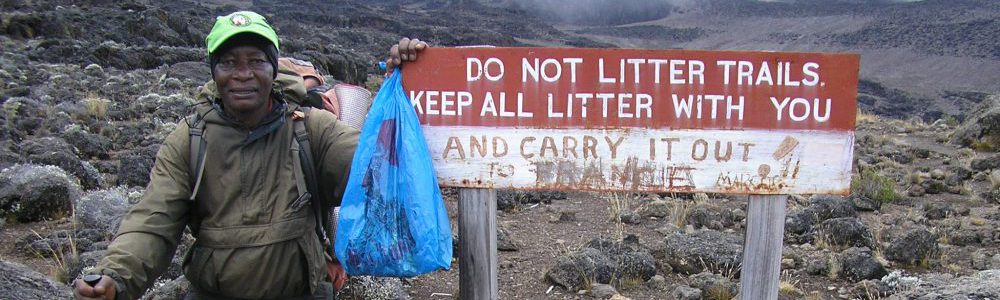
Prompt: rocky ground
<box><xmin>0</xmin><ymin>0</ymin><xmax>998</xmax><ymax>299</ymax></box>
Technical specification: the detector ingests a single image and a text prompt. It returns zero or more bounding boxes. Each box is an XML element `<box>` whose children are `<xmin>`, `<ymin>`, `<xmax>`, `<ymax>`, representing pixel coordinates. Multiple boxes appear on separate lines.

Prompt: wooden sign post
<box><xmin>402</xmin><ymin>48</ymin><xmax>859</xmax><ymax>299</ymax></box>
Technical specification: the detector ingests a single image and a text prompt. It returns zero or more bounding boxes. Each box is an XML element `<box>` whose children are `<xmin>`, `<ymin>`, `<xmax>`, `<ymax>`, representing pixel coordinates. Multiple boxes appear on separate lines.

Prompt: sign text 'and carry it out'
<box><xmin>401</xmin><ymin>48</ymin><xmax>859</xmax><ymax>194</ymax></box>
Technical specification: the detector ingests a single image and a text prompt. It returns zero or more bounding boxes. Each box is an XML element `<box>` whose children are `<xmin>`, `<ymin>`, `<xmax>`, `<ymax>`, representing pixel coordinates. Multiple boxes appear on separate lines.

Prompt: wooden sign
<box><xmin>402</xmin><ymin>47</ymin><xmax>859</xmax><ymax>194</ymax></box>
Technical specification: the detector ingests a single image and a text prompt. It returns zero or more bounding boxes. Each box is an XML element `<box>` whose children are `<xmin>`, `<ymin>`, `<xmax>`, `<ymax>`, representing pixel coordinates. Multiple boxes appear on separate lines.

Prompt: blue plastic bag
<box><xmin>335</xmin><ymin>68</ymin><xmax>453</xmax><ymax>276</ymax></box>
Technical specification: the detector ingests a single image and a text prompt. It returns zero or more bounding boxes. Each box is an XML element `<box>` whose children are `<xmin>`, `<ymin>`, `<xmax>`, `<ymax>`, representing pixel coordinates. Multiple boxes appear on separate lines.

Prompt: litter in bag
<box><xmin>334</xmin><ymin>68</ymin><xmax>453</xmax><ymax>277</ymax></box>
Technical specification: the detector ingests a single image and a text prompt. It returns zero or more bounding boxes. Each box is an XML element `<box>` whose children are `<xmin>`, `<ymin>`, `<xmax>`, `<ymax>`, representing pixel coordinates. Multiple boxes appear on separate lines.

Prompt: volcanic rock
<box><xmin>890</xmin><ymin>270</ymin><xmax>1000</xmax><ymax>299</ymax></box>
<box><xmin>659</xmin><ymin>230</ymin><xmax>742</xmax><ymax>275</ymax></box>
<box><xmin>590</xmin><ymin>283</ymin><xmax>617</xmax><ymax>299</ymax></box>
<box><xmin>75</xmin><ymin>187</ymin><xmax>132</xmax><ymax>236</ymax></box>
<box><xmin>0</xmin><ymin>164</ymin><xmax>81</xmax><ymax>222</ymax></box>
<box><xmin>20</xmin><ymin>136</ymin><xmax>103</xmax><ymax>189</ymax></box>
<box><xmin>636</xmin><ymin>198</ymin><xmax>670</xmax><ymax>218</ymax></box>
<box><xmin>923</xmin><ymin>202</ymin><xmax>969</xmax><ymax>220</ymax></box>
<box><xmin>546</xmin><ymin>236</ymin><xmax>655</xmax><ymax>290</ymax></box>
<box><xmin>951</xmin><ymin>95</ymin><xmax>999</xmax><ymax>149</ymax></box>
<box><xmin>885</xmin><ymin>228</ymin><xmax>940</xmax><ymax>265</ymax></box>
<box><xmin>0</xmin><ymin>260</ymin><xmax>72</xmax><ymax>300</ymax></box>
<box><xmin>971</xmin><ymin>154</ymin><xmax>1000</xmax><ymax>171</ymax></box>
<box><xmin>497</xmin><ymin>190</ymin><xmax>565</xmax><ymax>211</ymax></box>
<box><xmin>688</xmin><ymin>272</ymin><xmax>738</xmax><ymax>299</ymax></box>
<box><xmin>813</xmin><ymin>217</ymin><xmax>875</xmax><ymax>250</ymax></box>
<box><xmin>496</xmin><ymin>225</ymin><xmax>519</xmax><ymax>251</ymax></box>
<box><xmin>61</xmin><ymin>127</ymin><xmax>112</xmax><ymax>160</ymax></box>
<box><xmin>836</xmin><ymin>247</ymin><xmax>888</xmax><ymax>282</ymax></box>
<box><xmin>672</xmin><ymin>285</ymin><xmax>702</xmax><ymax>300</ymax></box>
<box><xmin>785</xmin><ymin>195</ymin><xmax>857</xmax><ymax>235</ymax></box>
<box><xmin>142</xmin><ymin>276</ymin><xmax>191</xmax><ymax>300</ymax></box>
<box><xmin>116</xmin><ymin>149</ymin><xmax>157</xmax><ymax>188</ymax></box>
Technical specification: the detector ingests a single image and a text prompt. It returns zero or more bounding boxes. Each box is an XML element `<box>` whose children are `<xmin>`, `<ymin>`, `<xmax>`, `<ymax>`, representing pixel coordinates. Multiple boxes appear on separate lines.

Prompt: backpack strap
<box><xmin>188</xmin><ymin>113</ymin><xmax>208</xmax><ymax>201</ymax></box>
<box><xmin>291</xmin><ymin>108</ymin><xmax>335</xmax><ymax>256</ymax></box>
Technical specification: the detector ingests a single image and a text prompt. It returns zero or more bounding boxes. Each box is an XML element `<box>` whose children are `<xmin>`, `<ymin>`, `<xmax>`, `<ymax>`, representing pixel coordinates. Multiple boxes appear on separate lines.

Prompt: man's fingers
<box><xmin>74</xmin><ymin>279</ymin><xmax>100</xmax><ymax>299</ymax></box>
<box><xmin>408</xmin><ymin>38</ymin><xmax>424</xmax><ymax>61</ymax></box>
<box><xmin>385</xmin><ymin>57</ymin><xmax>401</xmax><ymax>71</ymax></box>
<box><xmin>74</xmin><ymin>276</ymin><xmax>115</xmax><ymax>300</ymax></box>
<box><xmin>388</xmin><ymin>44</ymin><xmax>400</xmax><ymax>61</ymax></box>
<box><xmin>398</xmin><ymin>37</ymin><xmax>412</xmax><ymax>60</ymax></box>
<box><xmin>385</xmin><ymin>36</ymin><xmax>429</xmax><ymax>72</ymax></box>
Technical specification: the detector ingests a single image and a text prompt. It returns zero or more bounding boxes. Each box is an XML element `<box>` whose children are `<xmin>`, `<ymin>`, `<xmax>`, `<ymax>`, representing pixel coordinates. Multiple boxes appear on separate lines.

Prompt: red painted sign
<box><xmin>400</xmin><ymin>47</ymin><xmax>859</xmax><ymax>194</ymax></box>
<box><xmin>402</xmin><ymin>47</ymin><xmax>858</xmax><ymax>131</ymax></box>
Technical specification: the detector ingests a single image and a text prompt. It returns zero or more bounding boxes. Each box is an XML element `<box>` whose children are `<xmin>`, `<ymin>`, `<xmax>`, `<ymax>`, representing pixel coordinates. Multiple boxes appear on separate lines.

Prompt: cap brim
<box><xmin>207</xmin><ymin>26</ymin><xmax>280</xmax><ymax>54</ymax></box>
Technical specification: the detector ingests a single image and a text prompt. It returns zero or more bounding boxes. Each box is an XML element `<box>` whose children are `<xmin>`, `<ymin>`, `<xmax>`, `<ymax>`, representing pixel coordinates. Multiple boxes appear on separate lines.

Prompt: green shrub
<box><xmin>852</xmin><ymin>168</ymin><xmax>899</xmax><ymax>203</ymax></box>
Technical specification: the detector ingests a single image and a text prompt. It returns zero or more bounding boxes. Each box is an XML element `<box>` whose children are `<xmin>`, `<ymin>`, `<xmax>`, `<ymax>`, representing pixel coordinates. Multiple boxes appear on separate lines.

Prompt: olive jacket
<box><xmin>90</xmin><ymin>74</ymin><xmax>359</xmax><ymax>299</ymax></box>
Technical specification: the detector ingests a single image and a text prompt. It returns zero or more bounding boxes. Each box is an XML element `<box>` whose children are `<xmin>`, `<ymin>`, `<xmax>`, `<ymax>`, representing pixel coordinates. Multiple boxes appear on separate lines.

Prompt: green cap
<box><xmin>205</xmin><ymin>11</ymin><xmax>279</xmax><ymax>55</ymax></box>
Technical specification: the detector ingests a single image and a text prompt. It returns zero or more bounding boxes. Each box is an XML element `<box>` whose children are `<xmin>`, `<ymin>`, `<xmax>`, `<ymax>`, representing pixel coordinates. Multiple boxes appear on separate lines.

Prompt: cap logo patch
<box><xmin>230</xmin><ymin>14</ymin><xmax>250</xmax><ymax>27</ymax></box>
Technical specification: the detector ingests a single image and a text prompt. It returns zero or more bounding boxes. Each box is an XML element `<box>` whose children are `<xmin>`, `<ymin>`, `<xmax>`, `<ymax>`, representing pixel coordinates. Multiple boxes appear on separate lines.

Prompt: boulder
<box><xmin>944</xmin><ymin>166</ymin><xmax>973</xmax><ymax>187</ymax></box>
<box><xmin>15</xmin><ymin>228</ymin><xmax>105</xmax><ymax>258</ymax></box>
<box><xmin>20</xmin><ymin>136</ymin><xmax>103</xmax><ymax>189</ymax></box>
<box><xmin>945</xmin><ymin>228</ymin><xmax>990</xmax><ymax>246</ymax></box>
<box><xmin>636</xmin><ymin>198</ymin><xmax>670</xmax><ymax>218</ymax></box>
<box><xmin>923</xmin><ymin>202</ymin><xmax>969</xmax><ymax>220</ymax></box>
<box><xmin>0</xmin><ymin>164</ymin><xmax>81</xmax><ymax>222</ymax></box>
<box><xmin>545</xmin><ymin>248</ymin><xmax>614</xmax><ymax>290</ymax></box>
<box><xmin>61</xmin><ymin>127</ymin><xmax>112</xmax><ymax>160</ymax></box>
<box><xmin>885</xmin><ymin>228</ymin><xmax>940</xmax><ymax>265</ymax></box>
<box><xmin>616</xmin><ymin>250</ymin><xmax>657</xmax><ymax>284</ymax></box>
<box><xmin>3</xmin><ymin>97</ymin><xmax>47</xmax><ymax>139</ymax></box>
<box><xmin>546</xmin><ymin>236</ymin><xmax>656</xmax><ymax>290</ymax></box>
<box><xmin>688</xmin><ymin>272</ymin><xmax>738</xmax><ymax>299</ymax></box>
<box><xmin>496</xmin><ymin>225</ymin><xmax>519</xmax><ymax>251</ymax></box>
<box><xmin>889</xmin><ymin>270</ymin><xmax>1000</xmax><ymax>299</ymax></box>
<box><xmin>970</xmin><ymin>153</ymin><xmax>1000</xmax><ymax>171</ymax></box>
<box><xmin>970</xmin><ymin>250</ymin><xmax>1000</xmax><ymax>270</ymax></box>
<box><xmin>660</xmin><ymin>230</ymin><xmax>742</xmax><ymax>275</ymax></box>
<box><xmin>165</xmin><ymin>61</ymin><xmax>210</xmax><ymax>84</ymax></box>
<box><xmin>141</xmin><ymin>276</ymin><xmax>190</xmax><ymax>300</ymax></box>
<box><xmin>920</xmin><ymin>179</ymin><xmax>948</xmax><ymax>194</ymax></box>
<box><xmin>836</xmin><ymin>247</ymin><xmax>888</xmax><ymax>282</ymax></box>
<box><xmin>619</xmin><ymin>210</ymin><xmax>642</xmax><ymax>224</ymax></box>
<box><xmin>687</xmin><ymin>204</ymin><xmax>725</xmax><ymax>230</ymax></box>
<box><xmin>813</xmin><ymin>217</ymin><xmax>875</xmax><ymax>250</ymax></box>
<box><xmin>950</xmin><ymin>95</ymin><xmax>999</xmax><ymax>150</ymax></box>
<box><xmin>75</xmin><ymin>187</ymin><xmax>132</xmax><ymax>236</ymax></box>
<box><xmin>84</xmin><ymin>63</ymin><xmax>104</xmax><ymax>78</ymax></box>
<box><xmin>496</xmin><ymin>190</ymin><xmax>565</xmax><ymax>211</ymax></box>
<box><xmin>671</xmin><ymin>285</ymin><xmax>702</xmax><ymax>300</ymax></box>
<box><xmin>117</xmin><ymin>152</ymin><xmax>155</xmax><ymax>188</ymax></box>
<box><xmin>0</xmin><ymin>141</ymin><xmax>24</xmax><ymax>171</ymax></box>
<box><xmin>590</xmin><ymin>283</ymin><xmax>617</xmax><ymax>299</ymax></box>
<box><xmin>0</xmin><ymin>260</ymin><xmax>73</xmax><ymax>300</ymax></box>
<box><xmin>645</xmin><ymin>275</ymin><xmax>667</xmax><ymax>291</ymax></box>
<box><xmin>785</xmin><ymin>195</ymin><xmax>857</xmax><ymax>235</ymax></box>
<box><xmin>850</xmin><ymin>195</ymin><xmax>881</xmax><ymax>211</ymax></box>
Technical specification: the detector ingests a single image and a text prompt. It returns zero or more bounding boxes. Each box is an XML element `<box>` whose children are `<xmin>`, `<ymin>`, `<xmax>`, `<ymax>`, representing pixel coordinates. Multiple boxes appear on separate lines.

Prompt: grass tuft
<box><xmin>82</xmin><ymin>93</ymin><xmax>110</xmax><ymax>119</ymax></box>
<box><xmin>852</xmin><ymin>168</ymin><xmax>899</xmax><ymax>204</ymax></box>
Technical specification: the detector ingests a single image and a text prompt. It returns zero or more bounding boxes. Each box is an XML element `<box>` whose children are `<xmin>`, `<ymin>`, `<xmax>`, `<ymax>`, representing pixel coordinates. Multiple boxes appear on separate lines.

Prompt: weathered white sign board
<box><xmin>402</xmin><ymin>48</ymin><xmax>859</xmax><ymax>195</ymax></box>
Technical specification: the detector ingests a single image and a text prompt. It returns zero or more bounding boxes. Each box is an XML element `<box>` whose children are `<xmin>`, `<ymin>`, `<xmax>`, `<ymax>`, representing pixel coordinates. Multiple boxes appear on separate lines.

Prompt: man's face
<box><xmin>213</xmin><ymin>45</ymin><xmax>274</xmax><ymax>115</ymax></box>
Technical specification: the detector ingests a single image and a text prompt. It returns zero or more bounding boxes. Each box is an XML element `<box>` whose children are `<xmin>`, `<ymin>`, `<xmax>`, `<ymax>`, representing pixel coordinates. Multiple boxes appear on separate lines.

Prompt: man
<box><xmin>73</xmin><ymin>11</ymin><xmax>426</xmax><ymax>300</ymax></box>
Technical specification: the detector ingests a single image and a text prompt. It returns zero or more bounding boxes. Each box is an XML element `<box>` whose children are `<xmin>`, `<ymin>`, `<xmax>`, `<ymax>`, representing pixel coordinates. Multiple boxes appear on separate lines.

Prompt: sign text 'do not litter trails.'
<box><xmin>401</xmin><ymin>47</ymin><xmax>859</xmax><ymax>194</ymax></box>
